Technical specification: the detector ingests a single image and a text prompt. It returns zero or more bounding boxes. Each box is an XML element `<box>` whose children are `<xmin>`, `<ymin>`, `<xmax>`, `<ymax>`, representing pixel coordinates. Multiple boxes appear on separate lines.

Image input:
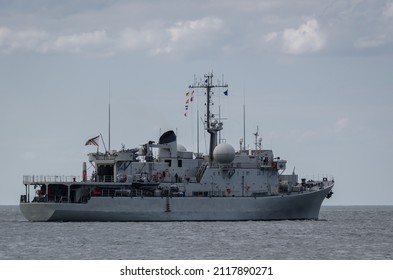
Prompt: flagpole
<box><xmin>243</xmin><ymin>82</ymin><xmax>246</xmax><ymax>151</ymax></box>
<box><xmin>197</xmin><ymin>108</ymin><xmax>199</xmax><ymax>157</ymax></box>
<box><xmin>100</xmin><ymin>133</ymin><xmax>107</xmax><ymax>153</ymax></box>
<box><xmin>108</xmin><ymin>81</ymin><xmax>111</xmax><ymax>152</ymax></box>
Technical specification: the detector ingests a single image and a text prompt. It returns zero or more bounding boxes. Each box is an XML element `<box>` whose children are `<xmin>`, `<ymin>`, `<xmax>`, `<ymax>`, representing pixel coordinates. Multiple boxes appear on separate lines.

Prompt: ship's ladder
<box><xmin>165</xmin><ymin>196</ymin><xmax>171</xmax><ymax>212</ymax></box>
<box><xmin>196</xmin><ymin>162</ymin><xmax>208</xmax><ymax>182</ymax></box>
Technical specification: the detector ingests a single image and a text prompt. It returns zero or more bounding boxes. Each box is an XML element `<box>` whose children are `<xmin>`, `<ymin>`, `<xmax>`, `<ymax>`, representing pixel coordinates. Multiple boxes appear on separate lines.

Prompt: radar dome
<box><xmin>177</xmin><ymin>144</ymin><xmax>187</xmax><ymax>152</ymax></box>
<box><xmin>213</xmin><ymin>143</ymin><xmax>235</xmax><ymax>164</ymax></box>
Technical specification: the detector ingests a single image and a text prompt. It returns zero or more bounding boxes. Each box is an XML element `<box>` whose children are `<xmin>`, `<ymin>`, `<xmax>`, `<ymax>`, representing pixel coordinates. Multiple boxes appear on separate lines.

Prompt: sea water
<box><xmin>0</xmin><ymin>205</ymin><xmax>392</xmax><ymax>260</ymax></box>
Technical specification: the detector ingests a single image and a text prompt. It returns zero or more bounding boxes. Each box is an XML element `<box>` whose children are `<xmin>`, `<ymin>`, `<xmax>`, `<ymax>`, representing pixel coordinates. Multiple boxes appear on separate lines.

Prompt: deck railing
<box><xmin>23</xmin><ymin>175</ymin><xmax>82</xmax><ymax>184</ymax></box>
<box><xmin>23</xmin><ymin>175</ymin><xmax>115</xmax><ymax>184</ymax></box>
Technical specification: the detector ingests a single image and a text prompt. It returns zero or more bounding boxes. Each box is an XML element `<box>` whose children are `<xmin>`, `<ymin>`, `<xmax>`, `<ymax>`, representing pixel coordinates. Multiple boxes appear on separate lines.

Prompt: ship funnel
<box><xmin>159</xmin><ymin>130</ymin><xmax>177</xmax><ymax>144</ymax></box>
<box><xmin>158</xmin><ymin>130</ymin><xmax>177</xmax><ymax>158</ymax></box>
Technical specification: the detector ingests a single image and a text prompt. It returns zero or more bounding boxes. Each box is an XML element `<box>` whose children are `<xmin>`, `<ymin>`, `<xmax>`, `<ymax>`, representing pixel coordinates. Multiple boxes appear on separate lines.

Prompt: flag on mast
<box><xmin>85</xmin><ymin>135</ymin><xmax>99</xmax><ymax>146</ymax></box>
<box><xmin>184</xmin><ymin>90</ymin><xmax>194</xmax><ymax>117</ymax></box>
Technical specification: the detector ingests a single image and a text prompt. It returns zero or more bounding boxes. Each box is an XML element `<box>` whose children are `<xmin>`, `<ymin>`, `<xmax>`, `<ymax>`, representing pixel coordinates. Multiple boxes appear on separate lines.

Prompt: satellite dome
<box><xmin>213</xmin><ymin>143</ymin><xmax>235</xmax><ymax>164</ymax></box>
<box><xmin>177</xmin><ymin>144</ymin><xmax>187</xmax><ymax>152</ymax></box>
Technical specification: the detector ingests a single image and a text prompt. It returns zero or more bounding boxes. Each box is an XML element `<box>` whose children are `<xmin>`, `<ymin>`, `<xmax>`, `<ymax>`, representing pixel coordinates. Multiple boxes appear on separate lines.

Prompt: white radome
<box><xmin>213</xmin><ymin>143</ymin><xmax>235</xmax><ymax>164</ymax></box>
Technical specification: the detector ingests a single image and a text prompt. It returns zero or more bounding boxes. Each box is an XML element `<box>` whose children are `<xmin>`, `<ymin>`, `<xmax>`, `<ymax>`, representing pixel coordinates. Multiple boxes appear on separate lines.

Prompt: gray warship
<box><xmin>20</xmin><ymin>73</ymin><xmax>334</xmax><ymax>221</ymax></box>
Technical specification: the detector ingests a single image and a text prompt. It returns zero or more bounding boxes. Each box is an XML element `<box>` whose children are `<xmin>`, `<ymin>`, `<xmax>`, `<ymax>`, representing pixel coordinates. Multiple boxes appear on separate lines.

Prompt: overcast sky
<box><xmin>1</xmin><ymin>0</ymin><xmax>392</xmax><ymax>205</ymax></box>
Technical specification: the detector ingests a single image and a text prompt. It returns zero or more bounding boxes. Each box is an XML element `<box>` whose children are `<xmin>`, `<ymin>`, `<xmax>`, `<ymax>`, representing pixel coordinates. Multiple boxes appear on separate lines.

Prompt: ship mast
<box><xmin>254</xmin><ymin>125</ymin><xmax>259</xmax><ymax>152</ymax></box>
<box><xmin>189</xmin><ymin>73</ymin><xmax>228</xmax><ymax>164</ymax></box>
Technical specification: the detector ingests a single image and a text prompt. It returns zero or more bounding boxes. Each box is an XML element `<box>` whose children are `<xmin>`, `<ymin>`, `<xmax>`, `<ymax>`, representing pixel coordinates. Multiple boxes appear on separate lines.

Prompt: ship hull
<box><xmin>20</xmin><ymin>185</ymin><xmax>333</xmax><ymax>222</ymax></box>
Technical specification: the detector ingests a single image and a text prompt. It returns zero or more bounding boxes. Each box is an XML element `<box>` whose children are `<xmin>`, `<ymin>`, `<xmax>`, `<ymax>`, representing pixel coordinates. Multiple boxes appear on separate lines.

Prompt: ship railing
<box><xmin>300</xmin><ymin>175</ymin><xmax>335</xmax><ymax>190</ymax></box>
<box><xmin>23</xmin><ymin>175</ymin><xmax>82</xmax><ymax>184</ymax></box>
<box><xmin>89</xmin><ymin>153</ymin><xmax>117</xmax><ymax>161</ymax></box>
<box><xmin>95</xmin><ymin>175</ymin><xmax>114</xmax><ymax>183</ymax></box>
<box><xmin>302</xmin><ymin>174</ymin><xmax>335</xmax><ymax>183</ymax></box>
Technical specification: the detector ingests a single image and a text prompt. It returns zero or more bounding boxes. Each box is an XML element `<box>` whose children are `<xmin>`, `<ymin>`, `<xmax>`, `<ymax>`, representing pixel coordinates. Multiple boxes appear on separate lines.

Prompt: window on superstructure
<box><xmin>178</xmin><ymin>160</ymin><xmax>182</xmax><ymax>167</ymax></box>
<box><xmin>192</xmin><ymin>191</ymin><xmax>209</xmax><ymax>197</ymax></box>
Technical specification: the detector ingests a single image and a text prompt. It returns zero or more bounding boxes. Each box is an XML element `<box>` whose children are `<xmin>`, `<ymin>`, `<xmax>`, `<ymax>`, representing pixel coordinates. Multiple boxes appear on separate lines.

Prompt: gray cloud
<box><xmin>0</xmin><ymin>1</ymin><xmax>392</xmax><ymax>57</ymax></box>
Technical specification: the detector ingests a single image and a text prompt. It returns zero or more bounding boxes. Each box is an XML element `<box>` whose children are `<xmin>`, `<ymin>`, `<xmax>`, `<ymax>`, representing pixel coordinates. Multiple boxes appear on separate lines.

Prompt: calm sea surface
<box><xmin>0</xmin><ymin>205</ymin><xmax>392</xmax><ymax>260</ymax></box>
